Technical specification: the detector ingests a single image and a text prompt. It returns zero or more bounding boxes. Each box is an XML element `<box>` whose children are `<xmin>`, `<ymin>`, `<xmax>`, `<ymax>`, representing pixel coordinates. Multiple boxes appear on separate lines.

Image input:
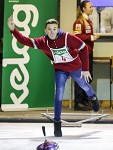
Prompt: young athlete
<box><xmin>73</xmin><ymin>0</ymin><xmax>100</xmax><ymax>111</ymax></box>
<box><xmin>7</xmin><ymin>15</ymin><xmax>100</xmax><ymax>137</ymax></box>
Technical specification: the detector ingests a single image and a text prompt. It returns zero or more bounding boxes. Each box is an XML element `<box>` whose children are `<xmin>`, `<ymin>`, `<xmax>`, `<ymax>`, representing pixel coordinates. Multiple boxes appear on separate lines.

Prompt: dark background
<box><xmin>0</xmin><ymin>0</ymin><xmax>4</xmax><ymax>107</ymax></box>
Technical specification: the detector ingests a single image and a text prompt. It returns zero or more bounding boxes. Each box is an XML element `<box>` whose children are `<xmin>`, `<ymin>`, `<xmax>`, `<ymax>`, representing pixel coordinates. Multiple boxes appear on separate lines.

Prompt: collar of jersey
<box><xmin>82</xmin><ymin>13</ymin><xmax>89</xmax><ymax>20</ymax></box>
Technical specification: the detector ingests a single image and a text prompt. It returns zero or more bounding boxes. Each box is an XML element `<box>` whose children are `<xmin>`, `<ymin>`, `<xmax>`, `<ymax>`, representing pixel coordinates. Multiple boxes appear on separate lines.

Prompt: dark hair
<box><xmin>45</xmin><ymin>19</ymin><xmax>59</xmax><ymax>28</ymax></box>
<box><xmin>76</xmin><ymin>0</ymin><xmax>91</xmax><ymax>19</ymax></box>
<box><xmin>80</xmin><ymin>0</ymin><xmax>90</xmax><ymax>13</ymax></box>
<box><xmin>76</xmin><ymin>0</ymin><xmax>91</xmax><ymax>29</ymax></box>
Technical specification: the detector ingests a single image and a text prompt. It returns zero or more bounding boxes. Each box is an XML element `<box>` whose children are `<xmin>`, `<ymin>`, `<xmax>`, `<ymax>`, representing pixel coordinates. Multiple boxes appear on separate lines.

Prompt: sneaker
<box><xmin>54</xmin><ymin>121</ymin><xmax>62</xmax><ymax>137</ymax></box>
<box><xmin>90</xmin><ymin>95</ymin><xmax>100</xmax><ymax>112</ymax></box>
<box><xmin>74</xmin><ymin>103</ymin><xmax>92</xmax><ymax>111</ymax></box>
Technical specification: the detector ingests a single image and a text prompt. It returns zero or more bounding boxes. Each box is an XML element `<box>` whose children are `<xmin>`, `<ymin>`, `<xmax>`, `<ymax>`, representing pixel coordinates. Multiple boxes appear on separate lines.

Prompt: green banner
<box><xmin>2</xmin><ymin>0</ymin><xmax>58</xmax><ymax>111</ymax></box>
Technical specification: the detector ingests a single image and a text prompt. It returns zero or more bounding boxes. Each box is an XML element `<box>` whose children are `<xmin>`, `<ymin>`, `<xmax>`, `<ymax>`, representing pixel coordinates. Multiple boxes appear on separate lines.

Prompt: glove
<box><xmin>81</xmin><ymin>71</ymin><xmax>92</xmax><ymax>83</ymax></box>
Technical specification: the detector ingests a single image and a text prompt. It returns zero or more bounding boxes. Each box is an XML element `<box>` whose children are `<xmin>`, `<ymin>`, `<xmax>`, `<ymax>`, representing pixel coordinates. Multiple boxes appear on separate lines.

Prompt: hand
<box><xmin>7</xmin><ymin>15</ymin><xmax>15</xmax><ymax>31</ymax></box>
<box><xmin>81</xmin><ymin>71</ymin><xmax>92</xmax><ymax>82</ymax></box>
<box><xmin>93</xmin><ymin>34</ymin><xmax>100</xmax><ymax>41</ymax></box>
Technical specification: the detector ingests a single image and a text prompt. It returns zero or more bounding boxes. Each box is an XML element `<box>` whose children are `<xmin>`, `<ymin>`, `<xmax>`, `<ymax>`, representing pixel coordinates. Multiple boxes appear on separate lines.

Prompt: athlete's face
<box><xmin>45</xmin><ymin>24</ymin><xmax>59</xmax><ymax>40</ymax></box>
<box><xmin>83</xmin><ymin>2</ymin><xmax>93</xmax><ymax>16</ymax></box>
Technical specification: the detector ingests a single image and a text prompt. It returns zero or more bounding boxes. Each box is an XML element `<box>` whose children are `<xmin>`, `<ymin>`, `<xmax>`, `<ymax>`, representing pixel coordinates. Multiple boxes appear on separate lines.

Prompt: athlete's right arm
<box><xmin>7</xmin><ymin>15</ymin><xmax>34</xmax><ymax>48</ymax></box>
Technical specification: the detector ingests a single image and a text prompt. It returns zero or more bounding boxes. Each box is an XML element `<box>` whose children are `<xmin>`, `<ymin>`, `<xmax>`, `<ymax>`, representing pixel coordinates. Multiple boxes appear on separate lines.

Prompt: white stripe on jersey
<box><xmin>30</xmin><ymin>38</ymin><xmax>38</xmax><ymax>49</ymax></box>
<box><xmin>78</xmin><ymin>42</ymin><xmax>86</xmax><ymax>51</ymax></box>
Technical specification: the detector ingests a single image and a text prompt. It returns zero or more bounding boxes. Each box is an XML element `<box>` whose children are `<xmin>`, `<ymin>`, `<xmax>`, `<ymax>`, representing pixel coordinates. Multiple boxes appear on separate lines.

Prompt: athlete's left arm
<box><xmin>68</xmin><ymin>33</ymin><xmax>89</xmax><ymax>71</ymax></box>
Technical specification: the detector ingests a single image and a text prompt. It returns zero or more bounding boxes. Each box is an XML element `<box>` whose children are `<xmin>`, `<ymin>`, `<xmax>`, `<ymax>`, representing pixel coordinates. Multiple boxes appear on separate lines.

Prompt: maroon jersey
<box><xmin>73</xmin><ymin>18</ymin><xmax>94</xmax><ymax>54</ymax></box>
<box><xmin>11</xmin><ymin>28</ymin><xmax>89</xmax><ymax>72</ymax></box>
